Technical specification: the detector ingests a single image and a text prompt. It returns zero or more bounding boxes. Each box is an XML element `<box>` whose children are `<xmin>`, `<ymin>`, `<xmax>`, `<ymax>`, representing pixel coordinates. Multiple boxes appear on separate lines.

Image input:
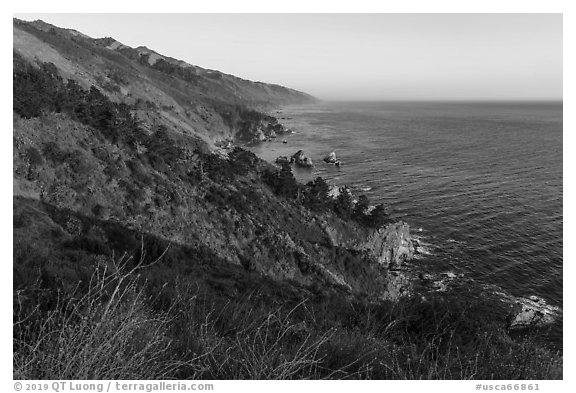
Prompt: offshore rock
<box><xmin>291</xmin><ymin>150</ymin><xmax>313</xmax><ymax>168</ymax></box>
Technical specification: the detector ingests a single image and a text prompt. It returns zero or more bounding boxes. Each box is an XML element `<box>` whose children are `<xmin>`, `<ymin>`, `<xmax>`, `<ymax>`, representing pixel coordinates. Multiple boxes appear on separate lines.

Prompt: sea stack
<box><xmin>291</xmin><ymin>150</ymin><xmax>313</xmax><ymax>168</ymax></box>
<box><xmin>323</xmin><ymin>151</ymin><xmax>338</xmax><ymax>164</ymax></box>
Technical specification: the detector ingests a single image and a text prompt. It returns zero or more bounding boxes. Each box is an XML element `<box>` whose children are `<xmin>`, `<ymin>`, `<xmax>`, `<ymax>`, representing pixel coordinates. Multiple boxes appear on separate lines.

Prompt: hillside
<box><xmin>12</xmin><ymin>19</ymin><xmax>562</xmax><ymax>380</ymax></box>
<box><xmin>13</xmin><ymin>18</ymin><xmax>316</xmax><ymax>148</ymax></box>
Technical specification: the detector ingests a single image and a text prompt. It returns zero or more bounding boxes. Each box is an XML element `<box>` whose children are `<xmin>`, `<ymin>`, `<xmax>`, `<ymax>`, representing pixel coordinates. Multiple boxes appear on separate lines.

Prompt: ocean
<box><xmin>248</xmin><ymin>101</ymin><xmax>563</xmax><ymax>344</ymax></box>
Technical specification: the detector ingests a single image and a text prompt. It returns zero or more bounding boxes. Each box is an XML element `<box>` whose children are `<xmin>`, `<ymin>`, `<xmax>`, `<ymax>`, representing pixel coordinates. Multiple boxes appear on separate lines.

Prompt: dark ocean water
<box><xmin>248</xmin><ymin>101</ymin><xmax>563</xmax><ymax>343</ymax></box>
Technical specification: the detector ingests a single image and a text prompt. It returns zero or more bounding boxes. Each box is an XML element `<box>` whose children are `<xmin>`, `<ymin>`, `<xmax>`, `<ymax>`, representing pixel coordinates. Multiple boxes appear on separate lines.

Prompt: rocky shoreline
<box><xmin>238</xmin><ymin>115</ymin><xmax>562</xmax><ymax>334</ymax></box>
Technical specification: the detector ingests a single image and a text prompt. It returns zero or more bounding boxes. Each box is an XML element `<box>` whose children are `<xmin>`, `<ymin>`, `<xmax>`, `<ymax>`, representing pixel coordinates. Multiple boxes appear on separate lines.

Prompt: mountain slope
<box><xmin>13</xmin><ymin>18</ymin><xmax>316</xmax><ymax>147</ymax></box>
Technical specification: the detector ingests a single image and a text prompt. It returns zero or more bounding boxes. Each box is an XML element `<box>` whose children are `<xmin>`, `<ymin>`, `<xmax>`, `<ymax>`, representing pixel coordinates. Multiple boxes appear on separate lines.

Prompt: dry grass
<box><xmin>13</xmin><ymin>245</ymin><xmax>563</xmax><ymax>380</ymax></box>
<box><xmin>13</xmin><ymin>247</ymin><xmax>177</xmax><ymax>379</ymax></box>
<box><xmin>182</xmin><ymin>302</ymin><xmax>333</xmax><ymax>379</ymax></box>
<box><xmin>13</xmin><ymin>246</ymin><xmax>335</xmax><ymax>380</ymax></box>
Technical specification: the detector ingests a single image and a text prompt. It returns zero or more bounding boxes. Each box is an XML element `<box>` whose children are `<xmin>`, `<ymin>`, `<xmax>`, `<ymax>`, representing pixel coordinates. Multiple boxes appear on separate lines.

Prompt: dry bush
<box><xmin>13</xmin><ymin>247</ymin><xmax>178</xmax><ymax>379</ymax></box>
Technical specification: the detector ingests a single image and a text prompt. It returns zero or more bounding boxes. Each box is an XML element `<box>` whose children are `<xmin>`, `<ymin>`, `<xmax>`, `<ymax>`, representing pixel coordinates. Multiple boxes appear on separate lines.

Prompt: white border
<box><xmin>2</xmin><ymin>1</ymin><xmax>571</xmax><ymax>390</ymax></box>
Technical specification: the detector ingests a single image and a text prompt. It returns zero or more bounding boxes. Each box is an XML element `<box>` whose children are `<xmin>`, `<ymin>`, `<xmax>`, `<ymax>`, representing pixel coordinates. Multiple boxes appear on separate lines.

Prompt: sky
<box><xmin>14</xmin><ymin>13</ymin><xmax>562</xmax><ymax>101</ymax></box>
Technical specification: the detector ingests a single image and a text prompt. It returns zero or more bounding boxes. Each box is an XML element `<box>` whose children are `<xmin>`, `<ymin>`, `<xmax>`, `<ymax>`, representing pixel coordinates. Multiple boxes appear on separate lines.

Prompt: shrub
<box><xmin>126</xmin><ymin>159</ymin><xmax>152</xmax><ymax>185</ymax></box>
<box><xmin>67</xmin><ymin>150</ymin><xmax>92</xmax><ymax>175</ymax></box>
<box><xmin>13</xmin><ymin>53</ymin><xmax>63</xmax><ymax>118</ymax></box>
<box><xmin>13</xmin><ymin>253</ymin><xmax>177</xmax><ymax>379</ymax></box>
<box><xmin>42</xmin><ymin>142</ymin><xmax>69</xmax><ymax>164</ymax></box>
<box><xmin>353</xmin><ymin>195</ymin><xmax>369</xmax><ymax>219</ymax></box>
<box><xmin>228</xmin><ymin>147</ymin><xmax>260</xmax><ymax>176</ymax></box>
<box><xmin>146</xmin><ymin>125</ymin><xmax>184</xmax><ymax>164</ymax></box>
<box><xmin>202</xmin><ymin>152</ymin><xmax>235</xmax><ymax>182</ymax></box>
<box><xmin>333</xmin><ymin>187</ymin><xmax>354</xmax><ymax>220</ymax></box>
<box><xmin>262</xmin><ymin>164</ymin><xmax>299</xmax><ymax>199</ymax></box>
<box><xmin>13</xmin><ymin>233</ymin><xmax>563</xmax><ymax>380</ymax></box>
<box><xmin>366</xmin><ymin>204</ymin><xmax>390</xmax><ymax>228</ymax></box>
<box><xmin>303</xmin><ymin>177</ymin><xmax>332</xmax><ymax>212</ymax></box>
<box><xmin>14</xmin><ymin>53</ymin><xmax>144</xmax><ymax>148</ymax></box>
<box><xmin>204</xmin><ymin>185</ymin><xmax>251</xmax><ymax>214</ymax></box>
<box><xmin>26</xmin><ymin>146</ymin><xmax>44</xmax><ymax>166</ymax></box>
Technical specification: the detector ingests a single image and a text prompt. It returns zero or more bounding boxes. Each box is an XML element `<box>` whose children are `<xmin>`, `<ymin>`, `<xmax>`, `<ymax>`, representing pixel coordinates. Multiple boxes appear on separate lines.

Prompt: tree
<box><xmin>276</xmin><ymin>163</ymin><xmax>299</xmax><ymax>199</ymax></box>
<box><xmin>303</xmin><ymin>177</ymin><xmax>332</xmax><ymax>212</ymax></box>
<box><xmin>333</xmin><ymin>187</ymin><xmax>354</xmax><ymax>220</ymax></box>
<box><xmin>367</xmin><ymin>203</ymin><xmax>390</xmax><ymax>228</ymax></box>
<box><xmin>262</xmin><ymin>163</ymin><xmax>299</xmax><ymax>199</ymax></box>
<box><xmin>353</xmin><ymin>195</ymin><xmax>370</xmax><ymax>223</ymax></box>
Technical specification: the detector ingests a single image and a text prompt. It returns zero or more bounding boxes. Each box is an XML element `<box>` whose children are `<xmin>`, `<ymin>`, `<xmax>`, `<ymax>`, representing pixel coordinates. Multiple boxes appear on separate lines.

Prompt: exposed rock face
<box><xmin>317</xmin><ymin>217</ymin><xmax>415</xmax><ymax>271</ymax></box>
<box><xmin>508</xmin><ymin>295</ymin><xmax>561</xmax><ymax>329</ymax></box>
<box><xmin>235</xmin><ymin>116</ymin><xmax>292</xmax><ymax>144</ymax></box>
<box><xmin>316</xmin><ymin>217</ymin><xmax>417</xmax><ymax>299</ymax></box>
<box><xmin>360</xmin><ymin>222</ymin><xmax>415</xmax><ymax>269</ymax></box>
<box><xmin>291</xmin><ymin>150</ymin><xmax>313</xmax><ymax>168</ymax></box>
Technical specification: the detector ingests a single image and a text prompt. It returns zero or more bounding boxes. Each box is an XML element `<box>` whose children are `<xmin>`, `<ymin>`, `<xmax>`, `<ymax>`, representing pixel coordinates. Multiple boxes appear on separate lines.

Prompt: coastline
<box><xmin>244</xmin><ymin>103</ymin><xmax>563</xmax><ymax>345</ymax></box>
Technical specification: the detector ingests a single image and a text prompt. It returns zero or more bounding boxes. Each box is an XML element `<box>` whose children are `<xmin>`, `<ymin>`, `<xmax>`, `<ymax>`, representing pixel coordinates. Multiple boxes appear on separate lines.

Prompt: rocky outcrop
<box><xmin>360</xmin><ymin>222</ymin><xmax>415</xmax><ymax>269</ymax></box>
<box><xmin>327</xmin><ymin>185</ymin><xmax>352</xmax><ymax>200</ymax></box>
<box><xmin>233</xmin><ymin>116</ymin><xmax>294</xmax><ymax>144</ymax></box>
<box><xmin>317</xmin><ymin>217</ymin><xmax>415</xmax><ymax>272</ymax></box>
<box><xmin>508</xmin><ymin>295</ymin><xmax>561</xmax><ymax>330</ymax></box>
<box><xmin>291</xmin><ymin>150</ymin><xmax>313</xmax><ymax>168</ymax></box>
<box><xmin>323</xmin><ymin>151</ymin><xmax>341</xmax><ymax>166</ymax></box>
<box><xmin>275</xmin><ymin>156</ymin><xmax>292</xmax><ymax>165</ymax></box>
<box><xmin>323</xmin><ymin>152</ymin><xmax>338</xmax><ymax>163</ymax></box>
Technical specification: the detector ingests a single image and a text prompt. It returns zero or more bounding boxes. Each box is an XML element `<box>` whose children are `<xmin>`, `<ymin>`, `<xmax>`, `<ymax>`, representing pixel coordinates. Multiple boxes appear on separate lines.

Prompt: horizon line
<box><xmin>315</xmin><ymin>98</ymin><xmax>563</xmax><ymax>104</ymax></box>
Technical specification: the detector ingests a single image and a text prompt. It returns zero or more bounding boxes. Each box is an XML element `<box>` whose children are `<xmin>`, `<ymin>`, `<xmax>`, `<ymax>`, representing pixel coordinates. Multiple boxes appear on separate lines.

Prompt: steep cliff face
<box><xmin>320</xmin><ymin>218</ymin><xmax>415</xmax><ymax>269</ymax></box>
<box><xmin>361</xmin><ymin>222</ymin><xmax>415</xmax><ymax>269</ymax></box>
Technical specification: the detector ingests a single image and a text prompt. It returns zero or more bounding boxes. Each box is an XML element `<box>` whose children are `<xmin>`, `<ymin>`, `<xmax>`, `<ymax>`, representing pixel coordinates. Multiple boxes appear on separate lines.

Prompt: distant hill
<box><xmin>13</xmin><ymin>18</ymin><xmax>316</xmax><ymax>147</ymax></box>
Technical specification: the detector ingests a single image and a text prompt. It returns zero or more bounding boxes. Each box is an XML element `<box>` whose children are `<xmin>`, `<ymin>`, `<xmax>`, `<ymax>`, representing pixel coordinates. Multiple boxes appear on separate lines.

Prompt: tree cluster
<box><xmin>261</xmin><ymin>165</ymin><xmax>391</xmax><ymax>228</ymax></box>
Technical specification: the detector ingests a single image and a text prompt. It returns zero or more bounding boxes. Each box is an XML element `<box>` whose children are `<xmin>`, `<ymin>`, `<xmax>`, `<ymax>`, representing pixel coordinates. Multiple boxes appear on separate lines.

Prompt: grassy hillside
<box><xmin>13</xmin><ymin>194</ymin><xmax>563</xmax><ymax>380</ymax></box>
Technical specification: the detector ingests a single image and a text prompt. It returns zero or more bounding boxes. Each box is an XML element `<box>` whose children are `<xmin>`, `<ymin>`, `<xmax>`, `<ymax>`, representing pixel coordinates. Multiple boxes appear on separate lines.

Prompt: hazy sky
<box><xmin>15</xmin><ymin>13</ymin><xmax>562</xmax><ymax>101</ymax></box>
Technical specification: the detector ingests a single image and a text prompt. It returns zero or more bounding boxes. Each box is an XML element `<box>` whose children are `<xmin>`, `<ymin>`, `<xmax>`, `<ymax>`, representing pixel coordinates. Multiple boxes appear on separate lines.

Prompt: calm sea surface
<box><xmin>248</xmin><ymin>101</ymin><xmax>563</xmax><ymax>342</ymax></box>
